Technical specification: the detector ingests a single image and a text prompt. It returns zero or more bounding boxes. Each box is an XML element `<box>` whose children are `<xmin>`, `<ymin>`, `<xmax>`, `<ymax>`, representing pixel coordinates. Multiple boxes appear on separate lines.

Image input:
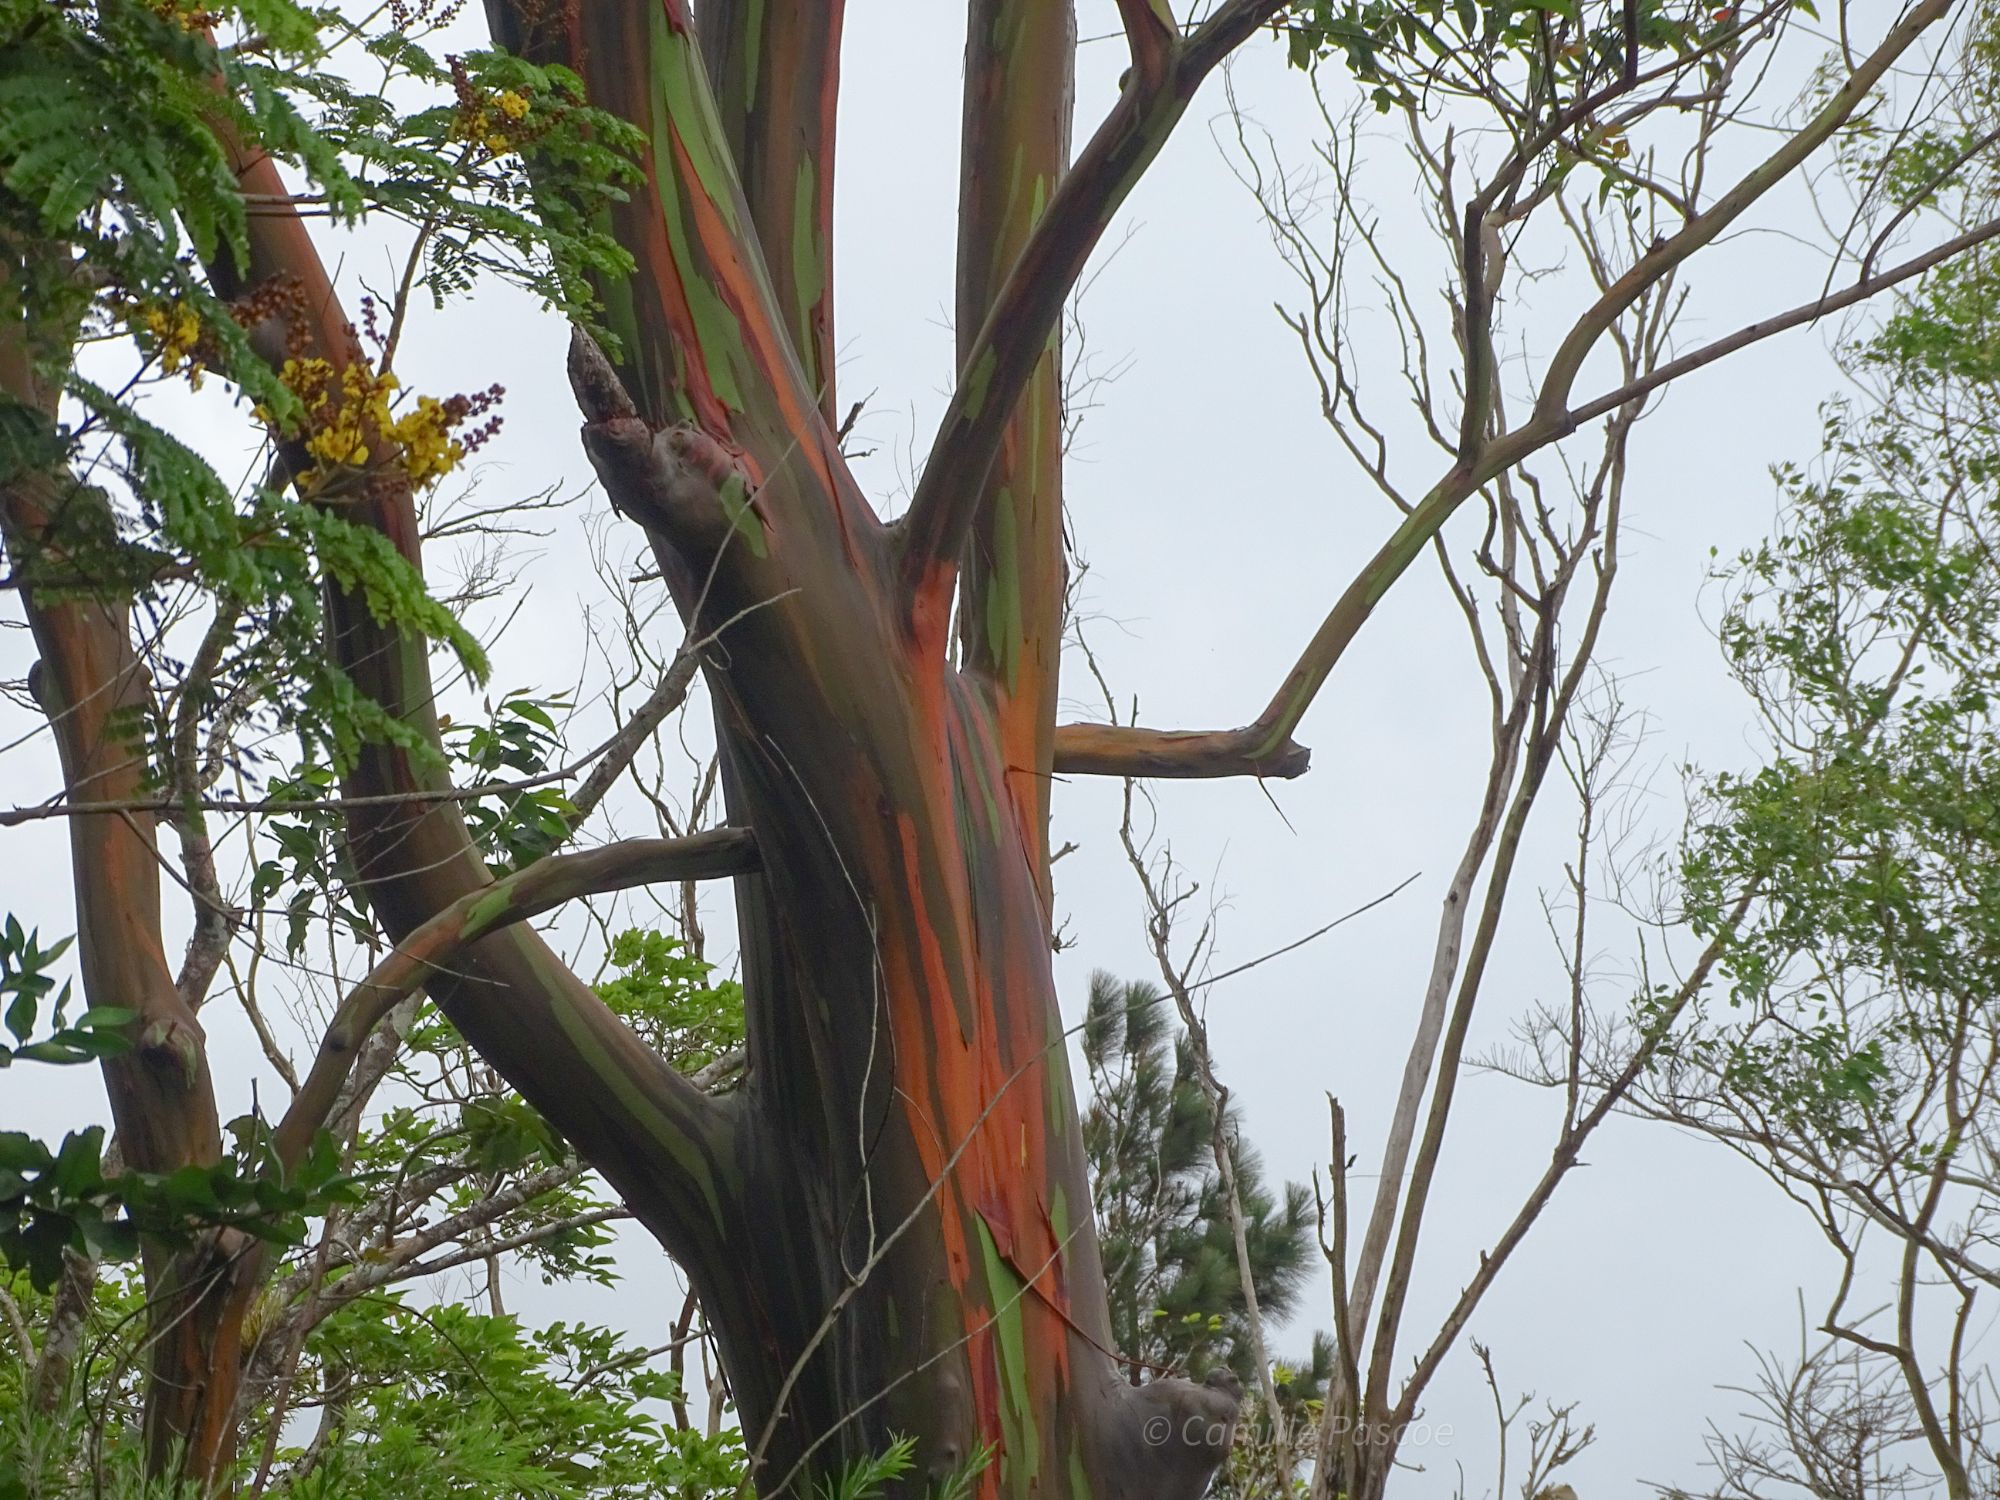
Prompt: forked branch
<box><xmin>896</xmin><ymin>0</ymin><xmax>1285</xmax><ymax>602</ymax></box>
<box><xmin>1054</xmin><ymin>0</ymin><xmax>1966</xmax><ymax>785</ymax></box>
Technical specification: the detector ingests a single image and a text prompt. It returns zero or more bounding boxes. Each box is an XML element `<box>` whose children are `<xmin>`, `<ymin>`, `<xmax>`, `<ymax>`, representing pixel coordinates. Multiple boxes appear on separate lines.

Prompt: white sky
<box><xmin>3</xmin><ymin>3</ymin><xmax>1963</xmax><ymax>1494</ymax></box>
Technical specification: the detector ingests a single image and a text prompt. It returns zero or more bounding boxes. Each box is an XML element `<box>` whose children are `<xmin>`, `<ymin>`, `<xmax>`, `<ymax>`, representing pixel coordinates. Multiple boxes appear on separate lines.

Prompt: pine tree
<box><xmin>1081</xmin><ymin>972</ymin><xmax>1331</xmax><ymax>1387</ymax></box>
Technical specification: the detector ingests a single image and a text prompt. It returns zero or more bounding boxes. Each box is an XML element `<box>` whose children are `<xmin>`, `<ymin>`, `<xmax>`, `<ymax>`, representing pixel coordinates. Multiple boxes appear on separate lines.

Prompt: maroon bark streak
<box><xmin>699</xmin><ymin>1</ymin><xmax>845</xmax><ymax>427</ymax></box>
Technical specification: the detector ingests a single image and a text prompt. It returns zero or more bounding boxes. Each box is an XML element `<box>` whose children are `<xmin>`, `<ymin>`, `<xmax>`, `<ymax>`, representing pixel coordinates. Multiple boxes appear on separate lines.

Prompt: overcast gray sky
<box><xmin>2</xmin><ymin>4</ymin><xmax>1952</xmax><ymax>1494</ymax></box>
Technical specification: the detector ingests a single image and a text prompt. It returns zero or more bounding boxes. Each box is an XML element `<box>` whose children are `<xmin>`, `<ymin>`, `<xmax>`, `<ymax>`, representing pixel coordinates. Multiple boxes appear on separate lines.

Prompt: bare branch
<box><xmin>272</xmin><ymin>829</ymin><xmax>757</xmax><ymax>1169</ymax></box>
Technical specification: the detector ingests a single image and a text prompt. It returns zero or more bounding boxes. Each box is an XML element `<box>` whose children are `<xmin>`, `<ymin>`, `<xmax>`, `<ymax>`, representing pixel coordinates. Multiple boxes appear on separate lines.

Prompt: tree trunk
<box><xmin>465</xmin><ymin>3</ymin><xmax>1254</xmax><ymax>1489</ymax></box>
<box><xmin>181</xmin><ymin>0</ymin><xmax>1273</xmax><ymax>1491</ymax></box>
<box><xmin>672</xmin><ymin>578</ymin><xmax>1240</xmax><ymax>1493</ymax></box>
<box><xmin>0</xmin><ymin>305</ymin><xmax>244</xmax><ymax>1480</ymax></box>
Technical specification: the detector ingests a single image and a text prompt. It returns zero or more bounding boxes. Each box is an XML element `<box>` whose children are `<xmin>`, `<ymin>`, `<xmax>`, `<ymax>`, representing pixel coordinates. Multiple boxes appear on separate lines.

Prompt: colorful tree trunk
<box><xmin>392</xmin><ymin>3</ymin><xmax>1283</xmax><ymax>1492</ymax></box>
<box><xmin>447</xmin><ymin>6</ymin><xmax>1271</xmax><ymax>1491</ymax></box>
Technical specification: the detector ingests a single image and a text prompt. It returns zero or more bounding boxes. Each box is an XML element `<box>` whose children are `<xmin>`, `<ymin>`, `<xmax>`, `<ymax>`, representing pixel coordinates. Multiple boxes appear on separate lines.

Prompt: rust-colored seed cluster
<box><xmin>389</xmin><ymin>0</ymin><xmax>471</xmax><ymax>32</ymax></box>
<box><xmin>228</xmin><ymin>273</ymin><xmax>317</xmax><ymax>362</ymax></box>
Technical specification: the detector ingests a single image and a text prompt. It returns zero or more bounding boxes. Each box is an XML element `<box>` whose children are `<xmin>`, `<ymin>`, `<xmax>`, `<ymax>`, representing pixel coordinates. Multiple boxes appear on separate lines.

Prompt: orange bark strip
<box><xmin>642</xmin><ymin>145</ymin><xmax>737</xmax><ymax>437</ymax></box>
<box><xmin>665</xmin><ymin>125</ymin><xmax>835</xmax><ymax>495</ymax></box>
<box><xmin>883</xmin><ymin>813</ymin><xmax>975</xmax><ymax>1285</ymax></box>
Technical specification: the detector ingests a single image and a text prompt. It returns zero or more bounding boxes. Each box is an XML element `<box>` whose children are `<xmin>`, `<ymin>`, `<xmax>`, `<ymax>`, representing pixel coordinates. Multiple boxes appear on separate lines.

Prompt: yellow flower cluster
<box><xmin>147</xmin><ymin>0</ymin><xmax>216</xmax><ymax>31</ymax></box>
<box><xmin>389</xmin><ymin>394</ymin><xmax>468</xmax><ymax>487</ymax></box>
<box><xmin>260</xmin><ymin>356</ymin><xmax>380</xmax><ymax>469</ymax></box>
<box><xmin>456</xmin><ymin>90</ymin><xmax>532</xmax><ymax>158</ymax></box>
<box><xmin>137</xmin><ymin>302</ymin><xmax>204</xmax><ymax>380</ymax></box>
<box><xmin>258</xmin><ymin>356</ymin><xmax>468</xmax><ymax>491</ymax></box>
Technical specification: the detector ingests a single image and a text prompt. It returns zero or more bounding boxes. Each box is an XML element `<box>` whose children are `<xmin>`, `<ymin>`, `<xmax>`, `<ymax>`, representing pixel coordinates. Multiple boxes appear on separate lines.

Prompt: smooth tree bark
<box><xmin>11</xmin><ymin>1</ymin><xmax>1991</xmax><ymax>1495</ymax></box>
<box><xmin>0</xmin><ymin>300</ymin><xmax>238</xmax><ymax>1478</ymax></box>
<box><xmin>202</xmin><ymin>4</ymin><xmax>1285</xmax><ymax>1495</ymax></box>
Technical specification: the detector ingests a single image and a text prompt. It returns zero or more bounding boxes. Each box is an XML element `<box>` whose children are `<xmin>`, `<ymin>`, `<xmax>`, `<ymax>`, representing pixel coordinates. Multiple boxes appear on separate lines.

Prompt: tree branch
<box><xmin>565</xmin><ymin>647</ymin><xmax>701</xmax><ymax>829</ymax></box>
<box><xmin>1531</xmin><ymin>0</ymin><xmax>1956</xmax><ymax>426</ymax></box>
<box><xmin>956</xmin><ymin>0</ymin><xmax>1077</xmax><ymax>896</ymax></box>
<box><xmin>487</xmin><ymin>0</ymin><xmax>876</xmax><ymax>560</ymax></box>
<box><xmin>1116</xmin><ymin>0</ymin><xmax>1179</xmax><ymax>90</ymax></box>
<box><xmin>1389</xmin><ymin>894</ymin><xmax>1753</xmax><ymax>1430</ymax></box>
<box><xmin>0</xmin><ymin>347</ymin><xmax>230</xmax><ymax>1479</ymax></box>
<box><xmin>895</xmin><ymin>0</ymin><xmax>1284</xmax><ymax>602</ymax></box>
<box><xmin>272</xmin><ymin>829</ymin><xmax>758</xmax><ymax>1169</ymax></box>
<box><xmin>1051</xmin><ymin>721</ymin><xmax>1311</xmax><ymax>779</ymax></box>
<box><xmin>1052</xmin><ymin>1</ymin><xmax>1966</xmax><ymax>787</ymax></box>
<box><xmin>1560</xmin><ymin>211</ymin><xmax>2000</xmax><ymax>434</ymax></box>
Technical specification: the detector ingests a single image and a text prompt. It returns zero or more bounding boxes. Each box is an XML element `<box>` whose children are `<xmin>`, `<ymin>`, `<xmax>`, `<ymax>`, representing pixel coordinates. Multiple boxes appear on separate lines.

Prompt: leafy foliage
<box><xmin>1637</xmin><ymin>96</ymin><xmax>2000</xmax><ymax>1484</ymax></box>
<box><xmin>0</xmin><ymin>1265</ymin><xmax>971</xmax><ymax>1499</ymax></box>
<box><xmin>1286</xmin><ymin>0</ymin><xmax>1802</xmax><ymax>107</ymax></box>
<box><xmin>595</xmin><ymin>928</ymin><xmax>746</xmax><ymax>1075</ymax></box>
<box><xmin>0</xmin><ymin>1121</ymin><xmax>360</xmax><ymax>1292</ymax></box>
<box><xmin>445</xmin><ymin>690</ymin><xmax>581</xmax><ymax>873</ymax></box>
<box><xmin>0</xmin><ymin>921</ymin><xmax>131</xmax><ymax>1069</ymax></box>
<box><xmin>273</xmin><ymin>1302</ymin><xmax>745</xmax><ymax>1499</ymax></box>
<box><xmin>0</xmin><ymin>1265</ymin><xmax>748</xmax><ymax>1499</ymax></box>
<box><xmin>1667</xmin><ymin>322</ymin><xmax>2000</xmax><ymax>1167</ymax></box>
<box><xmin>1082</xmin><ymin>972</ymin><xmax>1326</xmax><ymax>1392</ymax></box>
<box><xmin>0</xmin><ymin>0</ymin><xmax>642</xmax><ymax>783</ymax></box>
<box><xmin>0</xmin><ymin>908</ymin><xmax>753</xmax><ymax>1492</ymax></box>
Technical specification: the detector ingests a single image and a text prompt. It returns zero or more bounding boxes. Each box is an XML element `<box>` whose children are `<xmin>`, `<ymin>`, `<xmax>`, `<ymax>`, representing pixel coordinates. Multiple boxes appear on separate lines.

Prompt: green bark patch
<box><xmin>547</xmin><ymin>988</ymin><xmax>726</xmax><ymax>1230</ymax></box>
<box><xmin>981</xmin><ymin>491</ymin><xmax>1022</xmax><ymax>689</ymax></box>
<box><xmin>717</xmin><ymin>471</ymin><xmax>769</xmax><ymax>558</ymax></box>
<box><xmin>649</xmin><ymin>12</ymin><xmax>741</xmax><ymax>235</ymax></box>
<box><xmin>961</xmin><ymin>346</ymin><xmax>998</xmax><ymax>421</ymax></box>
<box><xmin>790</xmin><ymin>155</ymin><xmax>827</xmax><ymax>386</ymax></box>
<box><xmin>975</xmin><ymin>1214</ymin><xmax>1041</xmax><ymax>1494</ymax></box>
<box><xmin>1069</xmin><ymin>1443</ymin><xmax>1092</xmax><ymax>1500</ymax></box>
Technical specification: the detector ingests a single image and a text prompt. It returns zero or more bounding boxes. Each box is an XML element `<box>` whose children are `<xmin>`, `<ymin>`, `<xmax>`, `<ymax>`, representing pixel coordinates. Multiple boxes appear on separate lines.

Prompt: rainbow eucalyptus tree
<box><xmin>226</xmin><ymin>4</ymin><xmax>1304</xmax><ymax>1495</ymax></box>
<box><xmin>384</xmin><ymin>6</ymin><xmax>1311</xmax><ymax>1492</ymax></box>
<box><xmin>7</xmin><ymin>1</ymin><xmax>1996</xmax><ymax>1496</ymax></box>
